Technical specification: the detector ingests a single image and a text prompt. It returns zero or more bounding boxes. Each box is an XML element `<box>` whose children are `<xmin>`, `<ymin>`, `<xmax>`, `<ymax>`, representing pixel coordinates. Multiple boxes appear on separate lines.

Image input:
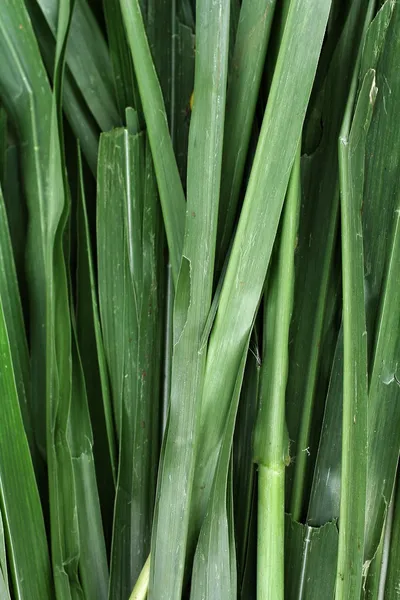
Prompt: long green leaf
<box><xmin>0</xmin><ymin>509</ymin><xmax>10</xmax><ymax>598</ymax></box>
<box><xmin>103</xmin><ymin>0</ymin><xmax>138</xmax><ymax>119</ymax></box>
<box><xmin>217</xmin><ymin>0</ymin><xmax>277</xmax><ymax>268</ymax></box>
<box><xmin>30</xmin><ymin>0</ymin><xmax>120</xmax><ymax>131</ymax></box>
<box><xmin>97</xmin><ymin>128</ymin><xmax>162</xmax><ymax>598</ymax></box>
<box><xmin>149</xmin><ymin>2</ymin><xmax>230</xmax><ymax>597</ymax></box>
<box><xmin>385</xmin><ymin>471</ymin><xmax>400</xmax><ymax>599</ymax></box>
<box><xmin>284</xmin><ymin>517</ymin><xmax>338</xmax><ymax>599</ymax></box>
<box><xmin>68</xmin><ymin>327</ymin><xmax>109</xmax><ymax>599</ymax></box>
<box><xmin>45</xmin><ymin>0</ymin><xmax>87</xmax><ymax>596</ymax></box>
<box><xmin>0</xmin><ymin>185</ymin><xmax>36</xmax><ymax>463</ymax></box>
<box><xmin>335</xmin><ymin>65</ymin><xmax>375</xmax><ymax>600</ymax></box>
<box><xmin>76</xmin><ymin>146</ymin><xmax>117</xmax><ymax>542</ymax></box>
<box><xmin>0</xmin><ymin>0</ymin><xmax>52</xmax><ymax>456</ymax></box>
<box><xmin>0</xmin><ymin>296</ymin><xmax>52</xmax><ymax>599</ymax></box>
<box><xmin>190</xmin><ymin>343</ymin><xmax>249</xmax><ymax>600</ymax></box>
<box><xmin>363</xmin><ymin>0</ymin><xmax>400</xmax><ymax>565</ymax></box>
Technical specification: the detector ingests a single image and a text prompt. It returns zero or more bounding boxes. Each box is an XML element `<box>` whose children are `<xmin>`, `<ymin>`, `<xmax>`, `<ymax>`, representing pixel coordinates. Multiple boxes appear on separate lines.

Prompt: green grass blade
<box><xmin>363</xmin><ymin>0</ymin><xmax>400</xmax><ymax>564</ymax></box>
<box><xmin>0</xmin><ymin>185</ymin><xmax>37</xmax><ymax>463</ymax></box>
<box><xmin>119</xmin><ymin>0</ymin><xmax>186</xmax><ymax>283</ymax></box>
<box><xmin>147</xmin><ymin>0</ymin><xmax>174</xmax><ymax>122</ymax></box>
<box><xmin>45</xmin><ymin>0</ymin><xmax>87</xmax><ymax>596</ymax></box>
<box><xmin>97</xmin><ymin>128</ymin><xmax>162</xmax><ymax>598</ymax></box>
<box><xmin>253</xmin><ymin>145</ymin><xmax>301</xmax><ymax>600</ymax></box>
<box><xmin>103</xmin><ymin>0</ymin><xmax>138</xmax><ymax>118</ymax></box>
<box><xmin>129</xmin><ymin>555</ymin><xmax>151</xmax><ymax>600</ymax></box>
<box><xmin>0</xmin><ymin>297</ymin><xmax>53</xmax><ymax>599</ymax></box>
<box><xmin>173</xmin><ymin>20</ymin><xmax>195</xmax><ymax>185</ymax></box>
<box><xmin>335</xmin><ymin>66</ymin><xmax>375</xmax><ymax>600</ymax></box>
<box><xmin>76</xmin><ymin>146</ymin><xmax>117</xmax><ymax>538</ymax></box>
<box><xmin>68</xmin><ymin>330</ymin><xmax>109</xmax><ymax>600</ymax></box>
<box><xmin>284</xmin><ymin>518</ymin><xmax>338</xmax><ymax>599</ymax></box>
<box><xmin>190</xmin><ymin>343</ymin><xmax>249</xmax><ymax>600</ymax></box>
<box><xmin>363</xmin><ymin>503</ymin><xmax>389</xmax><ymax>599</ymax></box>
<box><xmin>0</xmin><ymin>510</ymin><xmax>9</xmax><ymax>596</ymax></box>
<box><xmin>0</xmin><ymin>0</ymin><xmax>53</xmax><ymax>456</ymax></box>
<box><xmin>30</xmin><ymin>0</ymin><xmax>120</xmax><ymax>131</ymax></box>
<box><xmin>217</xmin><ymin>0</ymin><xmax>277</xmax><ymax>268</ymax></box>
<box><xmin>25</xmin><ymin>1</ymin><xmax>100</xmax><ymax>173</ymax></box>
<box><xmin>385</xmin><ymin>473</ymin><xmax>400</xmax><ymax>599</ymax></box>
<box><xmin>148</xmin><ymin>2</ymin><xmax>230</xmax><ymax>597</ymax></box>
<box><xmin>2</xmin><ymin>143</ymin><xmax>28</xmax><ymax>290</ymax></box>
<box><xmin>194</xmin><ymin>0</ymin><xmax>331</xmax><ymax>548</ymax></box>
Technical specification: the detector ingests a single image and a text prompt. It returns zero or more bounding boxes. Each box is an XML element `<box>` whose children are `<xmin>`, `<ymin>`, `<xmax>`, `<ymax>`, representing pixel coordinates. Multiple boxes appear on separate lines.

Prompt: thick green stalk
<box><xmin>258</xmin><ymin>467</ymin><xmax>285</xmax><ymax>599</ymax></box>
<box><xmin>119</xmin><ymin>0</ymin><xmax>185</xmax><ymax>283</ymax></box>
<box><xmin>254</xmin><ymin>145</ymin><xmax>301</xmax><ymax>600</ymax></box>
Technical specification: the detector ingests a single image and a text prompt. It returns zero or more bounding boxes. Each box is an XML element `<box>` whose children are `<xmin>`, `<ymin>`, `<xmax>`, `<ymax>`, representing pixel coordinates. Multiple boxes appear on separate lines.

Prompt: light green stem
<box><xmin>258</xmin><ymin>465</ymin><xmax>285</xmax><ymax>600</ymax></box>
<box><xmin>129</xmin><ymin>555</ymin><xmax>150</xmax><ymax>600</ymax></box>
<box><xmin>254</xmin><ymin>144</ymin><xmax>301</xmax><ymax>599</ymax></box>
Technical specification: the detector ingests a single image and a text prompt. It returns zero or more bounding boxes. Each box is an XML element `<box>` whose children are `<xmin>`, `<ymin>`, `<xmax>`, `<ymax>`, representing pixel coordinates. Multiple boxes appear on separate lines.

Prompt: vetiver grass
<box><xmin>0</xmin><ymin>1</ymin><xmax>399</xmax><ymax>599</ymax></box>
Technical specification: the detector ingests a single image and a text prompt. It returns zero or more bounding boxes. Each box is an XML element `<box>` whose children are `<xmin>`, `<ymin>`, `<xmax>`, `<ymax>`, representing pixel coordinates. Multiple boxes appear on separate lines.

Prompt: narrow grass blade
<box><xmin>1</xmin><ymin>142</ymin><xmax>28</xmax><ymax>291</ymax></box>
<box><xmin>147</xmin><ymin>0</ymin><xmax>174</xmax><ymax>121</ymax></box>
<box><xmin>119</xmin><ymin>0</ymin><xmax>186</xmax><ymax>283</ymax></box>
<box><xmin>0</xmin><ymin>510</ymin><xmax>10</xmax><ymax>596</ymax></box>
<box><xmin>335</xmin><ymin>66</ymin><xmax>376</xmax><ymax>600</ymax></box>
<box><xmin>0</xmin><ymin>0</ymin><xmax>53</xmax><ymax>456</ymax></box>
<box><xmin>149</xmin><ymin>2</ymin><xmax>230</xmax><ymax>597</ymax></box>
<box><xmin>363</xmin><ymin>0</ymin><xmax>400</xmax><ymax>565</ymax></box>
<box><xmin>363</xmin><ymin>502</ymin><xmax>390</xmax><ymax>600</ymax></box>
<box><xmin>29</xmin><ymin>0</ymin><xmax>120</xmax><ymax>131</ymax></box>
<box><xmin>173</xmin><ymin>20</ymin><xmax>195</xmax><ymax>185</ymax></box>
<box><xmin>253</xmin><ymin>145</ymin><xmax>301</xmax><ymax>600</ymax></box>
<box><xmin>97</xmin><ymin>128</ymin><xmax>162</xmax><ymax>598</ymax></box>
<box><xmin>129</xmin><ymin>555</ymin><xmax>151</xmax><ymax>600</ymax></box>
<box><xmin>385</xmin><ymin>472</ymin><xmax>400</xmax><ymax>599</ymax></box>
<box><xmin>190</xmin><ymin>343</ymin><xmax>249</xmax><ymax>600</ymax></box>
<box><xmin>284</xmin><ymin>518</ymin><xmax>338</xmax><ymax>599</ymax></box>
<box><xmin>194</xmin><ymin>0</ymin><xmax>331</xmax><ymax>551</ymax></box>
<box><xmin>0</xmin><ymin>297</ymin><xmax>53</xmax><ymax>599</ymax></box>
<box><xmin>286</xmin><ymin>0</ymin><xmax>372</xmax><ymax>519</ymax></box>
<box><xmin>217</xmin><ymin>0</ymin><xmax>277</xmax><ymax>268</ymax></box>
<box><xmin>103</xmin><ymin>0</ymin><xmax>138</xmax><ymax>118</ymax></box>
<box><xmin>25</xmin><ymin>1</ymin><xmax>100</xmax><ymax>173</ymax></box>
<box><xmin>0</xmin><ymin>185</ymin><xmax>36</xmax><ymax>463</ymax></box>
<box><xmin>68</xmin><ymin>328</ymin><xmax>109</xmax><ymax>600</ymax></box>
<box><xmin>45</xmin><ymin>0</ymin><xmax>88</xmax><ymax>596</ymax></box>
<box><xmin>76</xmin><ymin>147</ymin><xmax>117</xmax><ymax>530</ymax></box>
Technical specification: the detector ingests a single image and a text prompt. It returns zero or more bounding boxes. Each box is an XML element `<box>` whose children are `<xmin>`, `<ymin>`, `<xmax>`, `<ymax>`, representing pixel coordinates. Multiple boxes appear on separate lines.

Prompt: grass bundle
<box><xmin>0</xmin><ymin>0</ymin><xmax>399</xmax><ymax>599</ymax></box>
